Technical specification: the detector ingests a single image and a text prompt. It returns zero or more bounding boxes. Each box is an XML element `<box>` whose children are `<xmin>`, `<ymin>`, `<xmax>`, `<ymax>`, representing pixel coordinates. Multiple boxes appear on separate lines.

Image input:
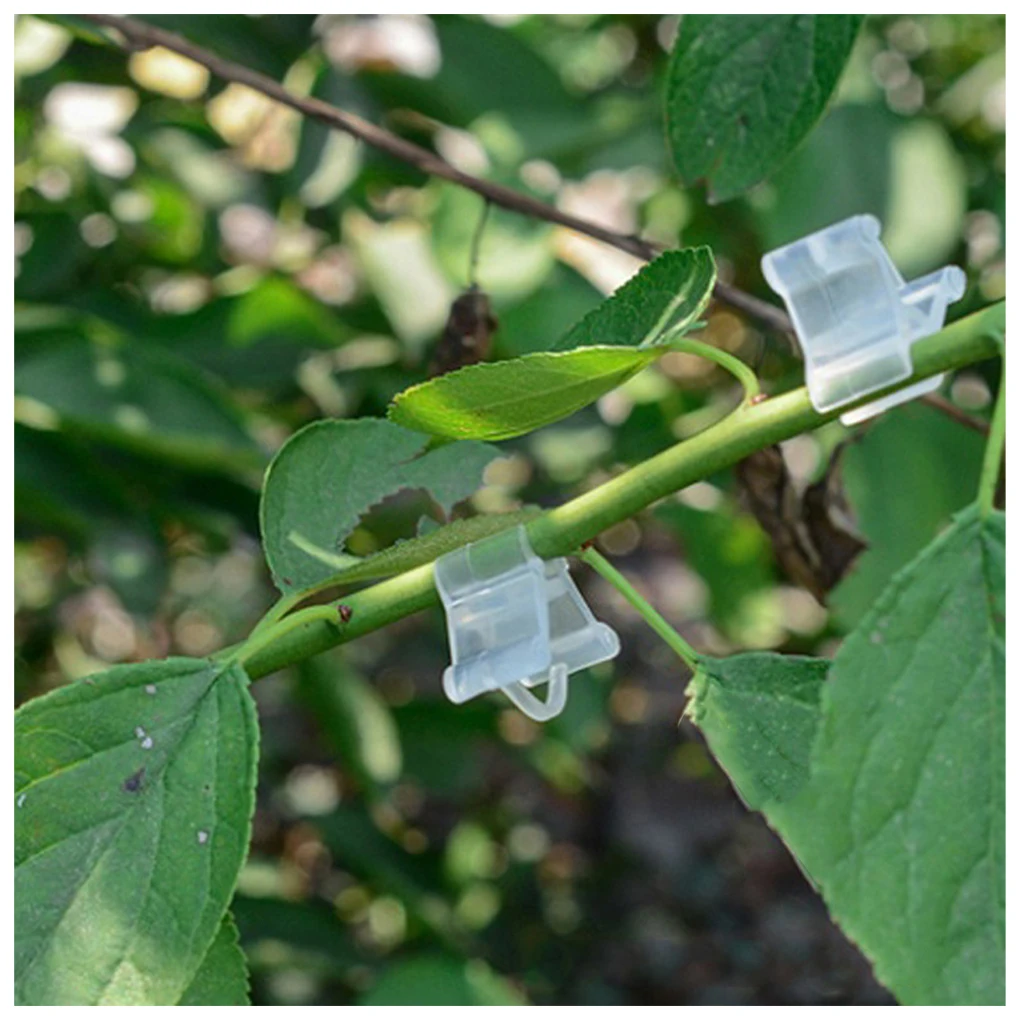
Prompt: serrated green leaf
<box><xmin>832</xmin><ymin>402</ymin><xmax>985</xmax><ymax>629</ymax></box>
<box><xmin>15</xmin><ymin>658</ymin><xmax>259</xmax><ymax>1005</ymax></box>
<box><xmin>769</xmin><ymin>508</ymin><xmax>1005</xmax><ymax>1004</ymax></box>
<box><xmin>294</xmin><ymin>509</ymin><xmax>542</xmax><ymax>592</ymax></box>
<box><xmin>385</xmin><ymin>245</ymin><xmax>713</xmax><ymax>440</ymax></box>
<box><xmin>687</xmin><ymin>652</ymin><xmax>830</xmax><ymax>810</ymax></box>
<box><xmin>15</xmin><ymin>340</ymin><xmax>261</xmax><ymax>474</ymax></box>
<box><xmin>260</xmin><ymin>418</ymin><xmax>499</xmax><ymax>592</ymax></box>
<box><xmin>553</xmin><ymin>247</ymin><xmax>716</xmax><ymax>351</ymax></box>
<box><xmin>666</xmin><ymin>15</ymin><xmax>864</xmax><ymax>202</ymax></box>
<box><xmin>388</xmin><ymin>346</ymin><xmax>662</xmax><ymax>441</ymax></box>
<box><xmin>178</xmin><ymin>911</ymin><xmax>250</xmax><ymax>1006</ymax></box>
<box><xmin>688</xmin><ymin>509</ymin><xmax>1005</xmax><ymax>1004</ymax></box>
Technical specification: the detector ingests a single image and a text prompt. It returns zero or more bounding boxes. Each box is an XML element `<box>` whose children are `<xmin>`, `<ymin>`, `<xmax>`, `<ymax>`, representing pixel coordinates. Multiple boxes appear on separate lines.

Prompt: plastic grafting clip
<box><xmin>761</xmin><ymin>214</ymin><xmax>966</xmax><ymax>425</ymax></box>
<box><xmin>434</xmin><ymin>525</ymin><xmax>620</xmax><ymax>722</ymax></box>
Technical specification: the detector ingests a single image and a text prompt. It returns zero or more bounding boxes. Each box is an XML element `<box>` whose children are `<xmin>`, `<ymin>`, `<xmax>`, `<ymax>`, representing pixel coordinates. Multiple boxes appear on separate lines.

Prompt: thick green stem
<box><xmin>580</xmin><ymin>548</ymin><xmax>700</xmax><ymax>669</ymax></box>
<box><xmin>977</xmin><ymin>365</ymin><xmax>1006</xmax><ymax>517</ymax></box>
<box><xmin>244</xmin><ymin>302</ymin><xmax>1004</xmax><ymax>680</ymax></box>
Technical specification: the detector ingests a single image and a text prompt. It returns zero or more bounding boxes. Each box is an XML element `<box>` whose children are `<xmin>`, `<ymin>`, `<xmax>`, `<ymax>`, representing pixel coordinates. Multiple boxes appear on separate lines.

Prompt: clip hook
<box><xmin>435</xmin><ymin>526</ymin><xmax>619</xmax><ymax>722</ymax></box>
<box><xmin>501</xmin><ymin>664</ymin><xmax>569</xmax><ymax>722</ymax></box>
<box><xmin>762</xmin><ymin>215</ymin><xmax>966</xmax><ymax>424</ymax></box>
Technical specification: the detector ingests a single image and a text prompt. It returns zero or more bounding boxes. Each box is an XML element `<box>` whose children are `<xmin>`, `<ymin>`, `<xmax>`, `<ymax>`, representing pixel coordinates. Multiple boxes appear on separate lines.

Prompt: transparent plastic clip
<box><xmin>434</xmin><ymin>526</ymin><xmax>620</xmax><ymax>722</ymax></box>
<box><xmin>761</xmin><ymin>214</ymin><xmax>966</xmax><ymax>425</ymax></box>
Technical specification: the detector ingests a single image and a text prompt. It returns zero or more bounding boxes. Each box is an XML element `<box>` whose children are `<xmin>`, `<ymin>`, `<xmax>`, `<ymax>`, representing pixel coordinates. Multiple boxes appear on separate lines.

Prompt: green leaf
<box><xmin>688</xmin><ymin>509</ymin><xmax>1005</xmax><ymax>1003</ymax></box>
<box><xmin>15</xmin><ymin>340</ymin><xmax>262</xmax><ymax>474</ymax></box>
<box><xmin>778</xmin><ymin>508</ymin><xmax>1002</xmax><ymax>1004</ymax></box>
<box><xmin>297</xmin><ymin>655</ymin><xmax>402</xmax><ymax>791</ymax></box>
<box><xmin>752</xmin><ymin>103</ymin><xmax>896</xmax><ymax>253</ymax></box>
<box><xmin>831</xmin><ymin>402</ymin><xmax>985</xmax><ymax>629</ymax></box>
<box><xmin>293</xmin><ymin>509</ymin><xmax>542</xmax><ymax>592</ymax></box>
<box><xmin>360</xmin><ymin>954</ymin><xmax>526</xmax><ymax>1006</ymax></box>
<box><xmin>687</xmin><ymin>652</ymin><xmax>829</xmax><ymax>810</ymax></box>
<box><xmin>388</xmin><ymin>346</ymin><xmax>662</xmax><ymax>441</ymax></box>
<box><xmin>259</xmin><ymin>418</ymin><xmax>499</xmax><ymax>591</ymax></box>
<box><xmin>753</xmin><ymin>106</ymin><xmax>968</xmax><ymax>279</ymax></box>
<box><xmin>553</xmin><ymin>247</ymin><xmax>716</xmax><ymax>351</ymax></box>
<box><xmin>178</xmin><ymin>912</ymin><xmax>250</xmax><ymax>1006</ymax></box>
<box><xmin>386</xmin><ymin>246</ymin><xmax>713</xmax><ymax>441</ymax></box>
<box><xmin>15</xmin><ymin>658</ymin><xmax>259</xmax><ymax>1005</ymax></box>
<box><xmin>665</xmin><ymin>15</ymin><xmax>864</xmax><ymax>202</ymax></box>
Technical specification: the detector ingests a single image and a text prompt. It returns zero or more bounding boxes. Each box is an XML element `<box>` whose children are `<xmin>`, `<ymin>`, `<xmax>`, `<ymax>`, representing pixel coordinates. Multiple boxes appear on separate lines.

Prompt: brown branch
<box><xmin>81</xmin><ymin>13</ymin><xmax>987</xmax><ymax>435</ymax></box>
<box><xmin>919</xmin><ymin>392</ymin><xmax>990</xmax><ymax>435</ymax></box>
<box><xmin>80</xmin><ymin>12</ymin><xmax>793</xmax><ymax>332</ymax></box>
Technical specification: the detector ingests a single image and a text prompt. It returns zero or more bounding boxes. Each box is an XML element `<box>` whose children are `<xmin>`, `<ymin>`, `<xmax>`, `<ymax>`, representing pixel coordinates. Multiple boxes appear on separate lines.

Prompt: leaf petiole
<box><xmin>235</xmin><ymin>603</ymin><xmax>345</xmax><ymax>668</ymax></box>
<box><xmin>663</xmin><ymin>334</ymin><xmax>761</xmax><ymax>404</ymax></box>
<box><xmin>976</xmin><ymin>366</ymin><xmax>1006</xmax><ymax>518</ymax></box>
<box><xmin>580</xmin><ymin>546</ymin><xmax>700</xmax><ymax>670</ymax></box>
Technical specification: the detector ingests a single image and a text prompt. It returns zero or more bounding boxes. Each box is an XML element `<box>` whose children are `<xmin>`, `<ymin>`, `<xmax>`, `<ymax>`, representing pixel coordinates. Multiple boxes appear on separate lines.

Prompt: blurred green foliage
<box><xmin>14</xmin><ymin>13</ymin><xmax>1004</xmax><ymax>1005</ymax></box>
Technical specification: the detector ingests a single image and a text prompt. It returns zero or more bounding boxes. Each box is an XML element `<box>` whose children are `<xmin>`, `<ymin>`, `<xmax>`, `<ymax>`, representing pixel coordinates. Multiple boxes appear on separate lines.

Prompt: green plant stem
<box><xmin>977</xmin><ymin>365</ymin><xmax>1006</xmax><ymax>517</ymax></box>
<box><xmin>580</xmin><ymin>548</ymin><xmax>700</xmax><ymax>669</ymax></box>
<box><xmin>245</xmin><ymin>589</ymin><xmax>306</xmax><ymax>642</ymax></box>
<box><xmin>242</xmin><ymin>301</ymin><xmax>1004</xmax><ymax>680</ymax></box>
<box><xmin>236</xmin><ymin>604</ymin><xmax>344</xmax><ymax>668</ymax></box>
<box><xmin>264</xmin><ymin>339</ymin><xmax>759</xmax><ymax>624</ymax></box>
<box><xmin>666</xmin><ymin>335</ymin><xmax>761</xmax><ymax>402</ymax></box>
